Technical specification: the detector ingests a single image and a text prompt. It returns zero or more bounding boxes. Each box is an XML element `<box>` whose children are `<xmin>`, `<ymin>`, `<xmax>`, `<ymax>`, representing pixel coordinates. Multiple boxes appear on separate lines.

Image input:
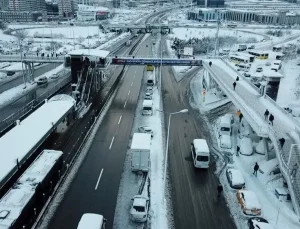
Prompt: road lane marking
<box><xmin>109</xmin><ymin>136</ymin><xmax>115</xmax><ymax>150</ymax></box>
<box><xmin>131</xmin><ymin>82</ymin><xmax>133</xmax><ymax>86</ymax></box>
<box><xmin>118</xmin><ymin>115</ymin><xmax>122</xmax><ymax>125</ymax></box>
<box><xmin>128</xmin><ymin>90</ymin><xmax>131</xmax><ymax>96</ymax></box>
<box><xmin>95</xmin><ymin>168</ymin><xmax>104</xmax><ymax>190</ymax></box>
<box><xmin>124</xmin><ymin>100</ymin><xmax>127</xmax><ymax>108</ymax></box>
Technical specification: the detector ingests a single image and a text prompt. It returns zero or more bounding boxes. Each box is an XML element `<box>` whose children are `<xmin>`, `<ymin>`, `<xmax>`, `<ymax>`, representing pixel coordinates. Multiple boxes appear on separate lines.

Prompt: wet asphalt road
<box><xmin>47</xmin><ymin>36</ymin><xmax>153</xmax><ymax>229</ymax></box>
<box><xmin>161</xmin><ymin>38</ymin><xmax>237</xmax><ymax>229</ymax></box>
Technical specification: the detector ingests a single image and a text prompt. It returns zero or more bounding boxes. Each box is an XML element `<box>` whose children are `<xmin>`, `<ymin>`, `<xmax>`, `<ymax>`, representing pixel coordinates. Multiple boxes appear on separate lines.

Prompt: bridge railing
<box><xmin>0</xmin><ymin>55</ymin><xmax>65</xmax><ymax>62</ymax></box>
<box><xmin>0</xmin><ymin>76</ymin><xmax>71</xmax><ymax>134</ymax></box>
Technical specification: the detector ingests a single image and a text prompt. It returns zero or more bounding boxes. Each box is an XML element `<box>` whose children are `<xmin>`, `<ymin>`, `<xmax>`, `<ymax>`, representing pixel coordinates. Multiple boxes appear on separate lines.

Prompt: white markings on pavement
<box><xmin>118</xmin><ymin>115</ymin><xmax>122</xmax><ymax>125</ymax></box>
<box><xmin>95</xmin><ymin>168</ymin><xmax>104</xmax><ymax>190</ymax></box>
<box><xmin>109</xmin><ymin>136</ymin><xmax>115</xmax><ymax>150</ymax></box>
<box><xmin>124</xmin><ymin>100</ymin><xmax>127</xmax><ymax>108</ymax></box>
<box><xmin>128</xmin><ymin>90</ymin><xmax>131</xmax><ymax>96</ymax></box>
<box><xmin>131</xmin><ymin>82</ymin><xmax>133</xmax><ymax>86</ymax></box>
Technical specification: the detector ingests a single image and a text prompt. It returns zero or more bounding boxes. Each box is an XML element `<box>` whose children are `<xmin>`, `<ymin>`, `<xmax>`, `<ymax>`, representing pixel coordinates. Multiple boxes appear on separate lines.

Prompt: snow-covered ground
<box><xmin>110</xmin><ymin>8</ymin><xmax>151</xmax><ymax>25</ymax></box>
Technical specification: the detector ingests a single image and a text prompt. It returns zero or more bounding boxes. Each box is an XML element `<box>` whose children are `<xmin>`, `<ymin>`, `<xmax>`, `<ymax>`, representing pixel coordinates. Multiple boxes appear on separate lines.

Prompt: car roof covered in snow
<box><xmin>68</xmin><ymin>49</ymin><xmax>109</xmax><ymax>58</ymax></box>
<box><xmin>143</xmin><ymin>100</ymin><xmax>153</xmax><ymax>106</ymax></box>
<box><xmin>193</xmin><ymin>139</ymin><xmax>209</xmax><ymax>154</ymax></box>
<box><xmin>131</xmin><ymin>133</ymin><xmax>151</xmax><ymax>150</ymax></box>
<box><xmin>77</xmin><ymin>213</ymin><xmax>104</xmax><ymax>229</ymax></box>
<box><xmin>227</xmin><ymin>168</ymin><xmax>245</xmax><ymax>186</ymax></box>
<box><xmin>133</xmin><ymin>196</ymin><xmax>147</xmax><ymax>207</ymax></box>
<box><xmin>239</xmin><ymin>190</ymin><xmax>261</xmax><ymax>210</ymax></box>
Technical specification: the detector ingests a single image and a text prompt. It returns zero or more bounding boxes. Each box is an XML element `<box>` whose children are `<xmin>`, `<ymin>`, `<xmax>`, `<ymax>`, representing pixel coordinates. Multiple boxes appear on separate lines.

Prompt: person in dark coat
<box><xmin>217</xmin><ymin>183</ymin><xmax>223</xmax><ymax>197</ymax></box>
<box><xmin>239</xmin><ymin>113</ymin><xmax>243</xmax><ymax>123</ymax></box>
<box><xmin>236</xmin><ymin>76</ymin><xmax>239</xmax><ymax>81</ymax></box>
<box><xmin>209</xmin><ymin>61</ymin><xmax>212</xmax><ymax>67</ymax></box>
<box><xmin>36</xmin><ymin>52</ymin><xmax>39</xmax><ymax>57</ymax></box>
<box><xmin>264</xmin><ymin>109</ymin><xmax>269</xmax><ymax>120</ymax></box>
<box><xmin>233</xmin><ymin>81</ymin><xmax>237</xmax><ymax>91</ymax></box>
<box><xmin>236</xmin><ymin>146</ymin><xmax>240</xmax><ymax>156</ymax></box>
<box><xmin>269</xmin><ymin>114</ymin><xmax>274</xmax><ymax>125</ymax></box>
<box><xmin>279</xmin><ymin>138</ymin><xmax>285</xmax><ymax>149</ymax></box>
<box><xmin>253</xmin><ymin>162</ymin><xmax>259</xmax><ymax>177</ymax></box>
<box><xmin>56</xmin><ymin>53</ymin><xmax>58</xmax><ymax>58</ymax></box>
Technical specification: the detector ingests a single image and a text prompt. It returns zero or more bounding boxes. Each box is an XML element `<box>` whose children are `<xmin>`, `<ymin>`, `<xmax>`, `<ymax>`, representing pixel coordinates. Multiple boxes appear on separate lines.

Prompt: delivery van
<box><xmin>130</xmin><ymin>133</ymin><xmax>151</xmax><ymax>172</ymax></box>
<box><xmin>191</xmin><ymin>139</ymin><xmax>210</xmax><ymax>168</ymax></box>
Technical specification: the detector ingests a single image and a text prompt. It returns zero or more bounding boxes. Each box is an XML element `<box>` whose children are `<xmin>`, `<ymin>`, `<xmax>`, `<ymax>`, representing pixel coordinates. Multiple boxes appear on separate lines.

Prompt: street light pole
<box><xmin>162</xmin><ymin>109</ymin><xmax>188</xmax><ymax>204</ymax></box>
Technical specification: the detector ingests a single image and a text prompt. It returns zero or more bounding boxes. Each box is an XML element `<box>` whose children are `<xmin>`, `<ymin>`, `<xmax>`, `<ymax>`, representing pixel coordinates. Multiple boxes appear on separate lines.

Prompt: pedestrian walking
<box><xmin>23</xmin><ymin>53</ymin><xmax>26</xmax><ymax>57</ymax></box>
<box><xmin>217</xmin><ymin>183</ymin><xmax>223</xmax><ymax>198</ymax></box>
<box><xmin>236</xmin><ymin>146</ymin><xmax>240</xmax><ymax>156</ymax></box>
<box><xmin>36</xmin><ymin>52</ymin><xmax>39</xmax><ymax>57</ymax></box>
<box><xmin>47</xmin><ymin>54</ymin><xmax>49</xmax><ymax>58</ymax></box>
<box><xmin>239</xmin><ymin>113</ymin><xmax>243</xmax><ymax>123</ymax></box>
<box><xmin>291</xmin><ymin>163</ymin><xmax>298</xmax><ymax>177</ymax></box>
<box><xmin>264</xmin><ymin>109</ymin><xmax>269</xmax><ymax>121</ymax></box>
<box><xmin>209</xmin><ymin>61</ymin><xmax>212</xmax><ymax>67</ymax></box>
<box><xmin>51</xmin><ymin>52</ymin><xmax>54</xmax><ymax>58</ymax></box>
<box><xmin>253</xmin><ymin>162</ymin><xmax>259</xmax><ymax>177</ymax></box>
<box><xmin>236</xmin><ymin>76</ymin><xmax>239</xmax><ymax>81</ymax></box>
<box><xmin>233</xmin><ymin>81</ymin><xmax>237</xmax><ymax>91</ymax></box>
<box><xmin>269</xmin><ymin>114</ymin><xmax>274</xmax><ymax>126</ymax></box>
<box><xmin>55</xmin><ymin>53</ymin><xmax>58</xmax><ymax>58</ymax></box>
<box><xmin>279</xmin><ymin>137</ymin><xmax>285</xmax><ymax>149</ymax></box>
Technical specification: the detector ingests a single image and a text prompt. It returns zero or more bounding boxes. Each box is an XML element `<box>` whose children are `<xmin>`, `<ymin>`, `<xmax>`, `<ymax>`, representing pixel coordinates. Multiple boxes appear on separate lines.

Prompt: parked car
<box><xmin>247</xmin><ymin>217</ymin><xmax>274</xmax><ymax>229</ymax></box>
<box><xmin>226</xmin><ymin>168</ymin><xmax>245</xmax><ymax>189</ymax></box>
<box><xmin>243</xmin><ymin>72</ymin><xmax>251</xmax><ymax>78</ymax></box>
<box><xmin>220</xmin><ymin>135</ymin><xmax>232</xmax><ymax>149</ymax></box>
<box><xmin>146</xmin><ymin>88</ymin><xmax>153</xmax><ymax>95</ymax></box>
<box><xmin>265</xmin><ymin>62</ymin><xmax>271</xmax><ymax>66</ymax></box>
<box><xmin>50</xmin><ymin>73</ymin><xmax>60</xmax><ymax>79</ymax></box>
<box><xmin>37</xmin><ymin>76</ymin><xmax>48</xmax><ymax>86</ymax></box>
<box><xmin>237</xmin><ymin>190</ymin><xmax>261</xmax><ymax>216</ymax></box>
<box><xmin>248</xmin><ymin>45</ymin><xmax>255</xmax><ymax>49</ymax></box>
<box><xmin>145</xmin><ymin>93</ymin><xmax>152</xmax><ymax>100</ymax></box>
<box><xmin>6</xmin><ymin>71</ymin><xmax>15</xmax><ymax>76</ymax></box>
<box><xmin>269</xmin><ymin>164</ymin><xmax>281</xmax><ymax>175</ymax></box>
<box><xmin>138</xmin><ymin>126</ymin><xmax>154</xmax><ymax>138</ymax></box>
<box><xmin>130</xmin><ymin>195</ymin><xmax>149</xmax><ymax>222</ymax></box>
<box><xmin>239</xmin><ymin>137</ymin><xmax>253</xmax><ymax>156</ymax></box>
<box><xmin>256</xmin><ymin>67</ymin><xmax>263</xmax><ymax>72</ymax></box>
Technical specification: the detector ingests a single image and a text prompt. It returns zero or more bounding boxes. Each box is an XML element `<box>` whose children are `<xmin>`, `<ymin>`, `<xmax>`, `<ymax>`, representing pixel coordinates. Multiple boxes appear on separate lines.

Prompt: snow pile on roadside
<box><xmin>3</xmin><ymin>62</ymin><xmax>40</xmax><ymax>71</ymax></box>
<box><xmin>97</xmin><ymin>32</ymin><xmax>131</xmax><ymax>50</ymax></box>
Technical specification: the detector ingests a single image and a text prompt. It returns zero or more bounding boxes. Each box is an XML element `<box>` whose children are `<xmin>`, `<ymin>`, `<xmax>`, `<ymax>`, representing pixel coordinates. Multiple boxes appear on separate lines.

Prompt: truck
<box><xmin>130</xmin><ymin>133</ymin><xmax>151</xmax><ymax>172</ymax></box>
<box><xmin>146</xmin><ymin>65</ymin><xmax>154</xmax><ymax>71</ymax></box>
<box><xmin>146</xmin><ymin>71</ymin><xmax>155</xmax><ymax>86</ymax></box>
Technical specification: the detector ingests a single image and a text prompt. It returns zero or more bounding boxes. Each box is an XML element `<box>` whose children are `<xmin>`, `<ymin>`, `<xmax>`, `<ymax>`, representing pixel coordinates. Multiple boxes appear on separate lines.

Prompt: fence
<box><xmin>0</xmin><ymin>76</ymin><xmax>71</xmax><ymax>134</ymax></box>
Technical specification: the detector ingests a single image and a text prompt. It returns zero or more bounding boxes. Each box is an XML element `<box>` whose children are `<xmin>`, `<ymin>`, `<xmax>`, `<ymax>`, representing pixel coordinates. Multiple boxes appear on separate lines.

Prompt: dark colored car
<box><xmin>247</xmin><ymin>217</ymin><xmax>274</xmax><ymax>229</ymax></box>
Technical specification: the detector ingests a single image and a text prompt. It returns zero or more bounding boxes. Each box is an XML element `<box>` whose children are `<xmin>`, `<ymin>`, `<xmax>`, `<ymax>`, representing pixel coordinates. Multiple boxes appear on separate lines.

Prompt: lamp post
<box><xmin>158</xmin><ymin>109</ymin><xmax>189</xmax><ymax>204</ymax></box>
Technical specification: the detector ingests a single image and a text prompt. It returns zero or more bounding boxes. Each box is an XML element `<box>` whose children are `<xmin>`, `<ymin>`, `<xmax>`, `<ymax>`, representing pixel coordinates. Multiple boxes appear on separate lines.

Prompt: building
<box><xmin>9</xmin><ymin>0</ymin><xmax>46</xmax><ymax>12</ymax></box>
<box><xmin>58</xmin><ymin>0</ymin><xmax>72</xmax><ymax>18</ymax></box>
<box><xmin>0</xmin><ymin>11</ymin><xmax>43</xmax><ymax>22</ymax></box>
<box><xmin>197</xmin><ymin>0</ymin><xmax>224</xmax><ymax>7</ymax></box>
<box><xmin>0</xmin><ymin>0</ymin><xmax>9</xmax><ymax>10</ymax></box>
<box><xmin>225</xmin><ymin>0</ymin><xmax>300</xmax><ymax>11</ymax></box>
<box><xmin>77</xmin><ymin>4</ymin><xmax>110</xmax><ymax>21</ymax></box>
<box><xmin>45</xmin><ymin>1</ymin><xmax>59</xmax><ymax>21</ymax></box>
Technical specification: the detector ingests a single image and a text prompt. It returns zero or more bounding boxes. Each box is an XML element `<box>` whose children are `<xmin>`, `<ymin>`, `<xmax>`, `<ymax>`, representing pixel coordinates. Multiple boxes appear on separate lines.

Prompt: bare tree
<box><xmin>15</xmin><ymin>30</ymin><xmax>28</xmax><ymax>49</ymax></box>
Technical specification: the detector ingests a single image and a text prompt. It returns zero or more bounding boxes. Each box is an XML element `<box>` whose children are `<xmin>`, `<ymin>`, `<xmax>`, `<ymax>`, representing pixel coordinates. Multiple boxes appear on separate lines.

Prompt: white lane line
<box><xmin>109</xmin><ymin>136</ymin><xmax>115</xmax><ymax>150</ymax></box>
<box><xmin>124</xmin><ymin>100</ymin><xmax>127</xmax><ymax>108</ymax></box>
<box><xmin>118</xmin><ymin>115</ymin><xmax>122</xmax><ymax>125</ymax></box>
<box><xmin>128</xmin><ymin>90</ymin><xmax>131</xmax><ymax>96</ymax></box>
<box><xmin>95</xmin><ymin>168</ymin><xmax>104</xmax><ymax>190</ymax></box>
<box><xmin>131</xmin><ymin>82</ymin><xmax>133</xmax><ymax>86</ymax></box>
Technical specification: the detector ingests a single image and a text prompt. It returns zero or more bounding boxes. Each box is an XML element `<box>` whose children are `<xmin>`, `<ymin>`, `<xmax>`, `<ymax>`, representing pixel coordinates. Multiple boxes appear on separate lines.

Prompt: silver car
<box><xmin>138</xmin><ymin>126</ymin><xmax>154</xmax><ymax>137</ymax></box>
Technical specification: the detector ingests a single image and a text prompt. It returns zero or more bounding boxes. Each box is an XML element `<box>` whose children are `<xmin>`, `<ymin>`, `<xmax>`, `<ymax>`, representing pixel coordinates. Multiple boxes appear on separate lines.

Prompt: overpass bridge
<box><xmin>203</xmin><ymin>59</ymin><xmax>300</xmax><ymax>218</ymax></box>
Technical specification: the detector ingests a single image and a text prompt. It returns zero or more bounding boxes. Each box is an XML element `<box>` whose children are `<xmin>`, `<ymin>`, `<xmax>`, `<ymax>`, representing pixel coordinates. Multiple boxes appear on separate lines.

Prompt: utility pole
<box><xmin>214</xmin><ymin>10</ymin><xmax>220</xmax><ymax>57</ymax></box>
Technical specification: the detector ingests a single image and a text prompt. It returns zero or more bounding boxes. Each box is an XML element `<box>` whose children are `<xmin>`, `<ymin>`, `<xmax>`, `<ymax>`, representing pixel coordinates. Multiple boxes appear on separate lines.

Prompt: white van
<box><xmin>219</xmin><ymin>115</ymin><xmax>232</xmax><ymax>136</ymax></box>
<box><xmin>191</xmin><ymin>139</ymin><xmax>210</xmax><ymax>168</ymax></box>
<box><xmin>236</xmin><ymin>63</ymin><xmax>250</xmax><ymax>72</ymax></box>
<box><xmin>142</xmin><ymin>100</ymin><xmax>153</xmax><ymax>115</ymax></box>
<box><xmin>77</xmin><ymin>213</ymin><xmax>106</xmax><ymax>229</ymax></box>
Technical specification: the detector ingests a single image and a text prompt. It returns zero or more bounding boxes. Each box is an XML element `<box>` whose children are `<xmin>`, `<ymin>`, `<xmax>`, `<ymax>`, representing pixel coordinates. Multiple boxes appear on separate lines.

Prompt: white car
<box><xmin>256</xmin><ymin>67</ymin><xmax>263</xmax><ymax>72</ymax></box>
<box><xmin>146</xmin><ymin>88</ymin><xmax>153</xmax><ymax>95</ymax></box>
<box><xmin>50</xmin><ymin>73</ymin><xmax>60</xmax><ymax>79</ymax></box>
<box><xmin>239</xmin><ymin>137</ymin><xmax>253</xmax><ymax>156</ymax></box>
<box><xmin>145</xmin><ymin>92</ymin><xmax>152</xmax><ymax>100</ymax></box>
<box><xmin>220</xmin><ymin>135</ymin><xmax>232</xmax><ymax>149</ymax></box>
<box><xmin>130</xmin><ymin>195</ymin><xmax>149</xmax><ymax>222</ymax></box>
<box><xmin>138</xmin><ymin>126</ymin><xmax>153</xmax><ymax>137</ymax></box>
<box><xmin>226</xmin><ymin>168</ymin><xmax>245</xmax><ymax>189</ymax></box>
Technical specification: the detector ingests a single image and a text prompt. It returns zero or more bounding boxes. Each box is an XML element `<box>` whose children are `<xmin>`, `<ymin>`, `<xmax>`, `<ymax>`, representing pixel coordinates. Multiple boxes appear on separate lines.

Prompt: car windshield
<box><xmin>197</xmin><ymin>155</ymin><xmax>209</xmax><ymax>162</ymax></box>
<box><xmin>133</xmin><ymin>206</ymin><xmax>145</xmax><ymax>212</ymax></box>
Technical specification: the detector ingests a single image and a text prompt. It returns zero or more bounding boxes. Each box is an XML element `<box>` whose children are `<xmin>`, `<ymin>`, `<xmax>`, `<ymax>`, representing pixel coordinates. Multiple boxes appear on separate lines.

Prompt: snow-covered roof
<box><xmin>0</xmin><ymin>95</ymin><xmax>75</xmax><ymax>186</ymax></box>
<box><xmin>77</xmin><ymin>213</ymin><xmax>104</xmax><ymax>229</ymax></box>
<box><xmin>0</xmin><ymin>150</ymin><xmax>63</xmax><ymax>228</ymax></box>
<box><xmin>78</xmin><ymin>4</ymin><xmax>110</xmax><ymax>12</ymax></box>
<box><xmin>131</xmin><ymin>133</ymin><xmax>151</xmax><ymax>150</ymax></box>
<box><xmin>239</xmin><ymin>190</ymin><xmax>261</xmax><ymax>209</ymax></box>
<box><xmin>133</xmin><ymin>196</ymin><xmax>147</xmax><ymax>207</ymax></box>
<box><xmin>193</xmin><ymin>139</ymin><xmax>209</xmax><ymax>154</ymax></box>
<box><xmin>227</xmin><ymin>169</ymin><xmax>245</xmax><ymax>186</ymax></box>
<box><xmin>143</xmin><ymin>99</ymin><xmax>153</xmax><ymax>107</ymax></box>
<box><xmin>263</xmin><ymin>69</ymin><xmax>283</xmax><ymax>78</ymax></box>
<box><xmin>67</xmin><ymin>49</ymin><xmax>110</xmax><ymax>58</ymax></box>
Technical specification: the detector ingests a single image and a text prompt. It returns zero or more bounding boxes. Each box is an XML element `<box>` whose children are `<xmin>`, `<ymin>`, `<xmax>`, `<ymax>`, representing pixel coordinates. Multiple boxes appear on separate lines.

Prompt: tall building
<box><xmin>0</xmin><ymin>0</ymin><xmax>9</xmax><ymax>10</ymax></box>
<box><xmin>9</xmin><ymin>0</ymin><xmax>46</xmax><ymax>12</ymax></box>
<box><xmin>58</xmin><ymin>0</ymin><xmax>73</xmax><ymax>18</ymax></box>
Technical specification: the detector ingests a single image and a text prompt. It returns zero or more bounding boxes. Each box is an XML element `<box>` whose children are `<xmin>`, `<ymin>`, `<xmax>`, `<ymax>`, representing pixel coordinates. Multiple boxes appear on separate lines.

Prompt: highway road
<box><xmin>0</xmin><ymin>63</ymin><xmax>60</xmax><ymax>94</ymax></box>
<box><xmin>47</xmin><ymin>36</ymin><xmax>152</xmax><ymax>229</ymax></box>
<box><xmin>161</xmin><ymin>37</ymin><xmax>236</xmax><ymax>229</ymax></box>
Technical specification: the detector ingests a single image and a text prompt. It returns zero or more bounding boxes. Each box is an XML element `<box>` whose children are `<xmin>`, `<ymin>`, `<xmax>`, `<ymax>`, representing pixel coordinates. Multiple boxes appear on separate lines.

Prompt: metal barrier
<box><xmin>0</xmin><ymin>76</ymin><xmax>71</xmax><ymax>134</ymax></box>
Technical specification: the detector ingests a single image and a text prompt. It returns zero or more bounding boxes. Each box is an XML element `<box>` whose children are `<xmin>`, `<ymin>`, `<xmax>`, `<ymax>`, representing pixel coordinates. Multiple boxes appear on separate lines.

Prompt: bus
<box><xmin>248</xmin><ymin>50</ymin><xmax>269</xmax><ymax>59</ymax></box>
<box><xmin>229</xmin><ymin>54</ymin><xmax>250</xmax><ymax>64</ymax></box>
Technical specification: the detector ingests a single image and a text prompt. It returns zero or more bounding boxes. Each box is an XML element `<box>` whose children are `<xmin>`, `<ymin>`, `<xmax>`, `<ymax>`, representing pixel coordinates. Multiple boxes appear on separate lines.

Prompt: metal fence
<box><xmin>0</xmin><ymin>76</ymin><xmax>71</xmax><ymax>134</ymax></box>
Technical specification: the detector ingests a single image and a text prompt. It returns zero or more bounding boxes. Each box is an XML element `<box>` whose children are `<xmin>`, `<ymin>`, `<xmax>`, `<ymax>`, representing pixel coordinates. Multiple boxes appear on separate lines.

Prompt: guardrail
<box><xmin>0</xmin><ymin>76</ymin><xmax>71</xmax><ymax>134</ymax></box>
<box><xmin>0</xmin><ymin>55</ymin><xmax>64</xmax><ymax>63</ymax></box>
